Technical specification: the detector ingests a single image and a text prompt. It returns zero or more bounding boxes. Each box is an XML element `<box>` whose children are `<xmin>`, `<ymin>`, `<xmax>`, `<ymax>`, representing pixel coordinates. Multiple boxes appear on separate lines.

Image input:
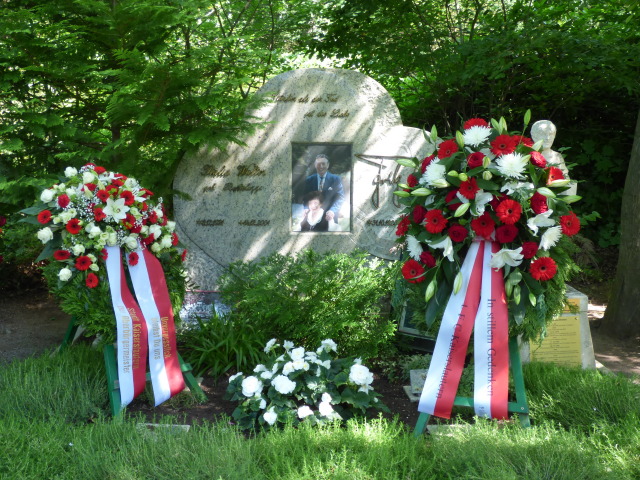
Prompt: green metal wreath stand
<box><xmin>413</xmin><ymin>337</ymin><xmax>530</xmax><ymax>436</ymax></box>
<box><xmin>59</xmin><ymin>316</ymin><xmax>206</xmax><ymax>417</ymax></box>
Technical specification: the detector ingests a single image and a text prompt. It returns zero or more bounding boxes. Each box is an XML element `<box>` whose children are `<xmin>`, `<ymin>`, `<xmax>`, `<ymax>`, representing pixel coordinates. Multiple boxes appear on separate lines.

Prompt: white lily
<box><xmin>527</xmin><ymin>210</ymin><xmax>556</xmax><ymax>235</ymax></box>
<box><xmin>429</xmin><ymin>236</ymin><xmax>454</xmax><ymax>262</ymax></box>
<box><xmin>501</xmin><ymin>181</ymin><xmax>535</xmax><ymax>196</ymax></box>
<box><xmin>540</xmin><ymin>226</ymin><xmax>563</xmax><ymax>250</ymax></box>
<box><xmin>471</xmin><ymin>191</ymin><xmax>494</xmax><ymax>216</ymax></box>
<box><xmin>103</xmin><ymin>197</ymin><xmax>129</xmax><ymax>222</ymax></box>
<box><xmin>490</xmin><ymin>247</ymin><xmax>524</xmax><ymax>269</ymax></box>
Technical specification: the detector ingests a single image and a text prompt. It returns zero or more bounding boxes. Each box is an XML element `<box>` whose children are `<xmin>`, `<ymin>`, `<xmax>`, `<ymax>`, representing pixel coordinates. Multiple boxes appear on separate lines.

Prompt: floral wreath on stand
<box><xmin>23</xmin><ymin>163</ymin><xmax>188</xmax><ymax>343</ymax></box>
<box><xmin>393</xmin><ymin>112</ymin><xmax>581</xmax><ymax>342</ymax></box>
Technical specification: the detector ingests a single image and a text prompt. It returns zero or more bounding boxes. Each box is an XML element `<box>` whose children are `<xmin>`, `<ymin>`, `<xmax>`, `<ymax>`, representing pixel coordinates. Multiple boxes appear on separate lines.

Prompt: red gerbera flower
<box><xmin>530</xmin><ymin>257</ymin><xmax>558</xmax><ymax>281</ymax></box>
<box><xmin>514</xmin><ymin>135</ymin><xmax>534</xmax><ymax>147</ymax></box>
<box><xmin>560</xmin><ymin>212</ymin><xmax>580</xmax><ymax>236</ymax></box>
<box><xmin>402</xmin><ymin>259</ymin><xmax>426</xmax><ymax>284</ymax></box>
<box><xmin>530</xmin><ymin>192</ymin><xmax>549</xmax><ymax>214</ymax></box>
<box><xmin>529</xmin><ymin>151</ymin><xmax>547</xmax><ymax>168</ymax></box>
<box><xmin>93</xmin><ymin>207</ymin><xmax>106</xmax><ymax>222</ymax></box>
<box><xmin>459</xmin><ymin>177</ymin><xmax>480</xmax><ymax>200</ymax></box>
<box><xmin>96</xmin><ymin>189</ymin><xmax>110</xmax><ymax>202</ymax></box>
<box><xmin>448</xmin><ymin>224</ymin><xmax>468</xmax><ymax>243</ymax></box>
<box><xmin>94</xmin><ymin>166</ymin><xmax>106</xmax><ymax>174</ymax></box>
<box><xmin>53</xmin><ymin>250</ymin><xmax>71</xmax><ymax>261</ymax></box>
<box><xmin>496</xmin><ymin>225</ymin><xmax>518</xmax><ymax>243</ymax></box>
<box><xmin>120</xmin><ymin>190</ymin><xmax>135</xmax><ymax>206</ymax></box>
<box><xmin>128</xmin><ymin>252</ymin><xmax>139</xmax><ymax>266</ymax></box>
<box><xmin>181</xmin><ymin>249</ymin><xmax>188</xmax><ymax>262</ymax></box>
<box><xmin>406</xmin><ymin>174</ymin><xmax>418</xmax><ymax>188</ymax></box>
<box><xmin>37</xmin><ymin>210</ymin><xmax>52</xmax><ymax>224</ymax></box>
<box><xmin>142</xmin><ymin>234</ymin><xmax>155</xmax><ymax>246</ymax></box>
<box><xmin>84</xmin><ymin>183</ymin><xmax>98</xmax><ymax>192</ymax></box>
<box><xmin>421</xmin><ymin>155</ymin><xmax>436</xmax><ymax>173</ymax></box>
<box><xmin>547</xmin><ymin>167</ymin><xmax>565</xmax><ymax>184</ymax></box>
<box><xmin>424</xmin><ymin>209</ymin><xmax>448</xmax><ymax>234</ymax></box>
<box><xmin>495</xmin><ymin>199</ymin><xmax>522</xmax><ymax>225</ymax></box>
<box><xmin>75</xmin><ymin>255</ymin><xmax>92</xmax><ymax>271</ymax></box>
<box><xmin>420</xmin><ymin>251</ymin><xmax>436</xmax><ymax>268</ymax></box>
<box><xmin>467</xmin><ymin>152</ymin><xmax>485</xmax><ymax>169</ymax></box>
<box><xmin>57</xmin><ymin>194</ymin><xmax>70</xmax><ymax>208</ymax></box>
<box><xmin>396</xmin><ymin>216</ymin><xmax>411</xmax><ymax>236</ymax></box>
<box><xmin>66</xmin><ymin>218</ymin><xmax>82</xmax><ymax>235</ymax></box>
<box><xmin>490</xmin><ymin>135</ymin><xmax>517</xmax><ymax>156</ymax></box>
<box><xmin>86</xmin><ymin>272</ymin><xmax>99</xmax><ymax>288</ymax></box>
<box><xmin>471</xmin><ymin>213</ymin><xmax>495</xmax><ymax>239</ymax></box>
<box><xmin>445</xmin><ymin>189</ymin><xmax>461</xmax><ymax>211</ymax></box>
<box><xmin>463</xmin><ymin>118</ymin><xmax>489</xmax><ymax>129</ymax></box>
<box><xmin>172</xmin><ymin>232</ymin><xmax>179</xmax><ymax>246</ymax></box>
<box><xmin>437</xmin><ymin>139</ymin><xmax>459</xmax><ymax>159</ymax></box>
<box><xmin>521</xmin><ymin>242</ymin><xmax>538</xmax><ymax>259</ymax></box>
<box><xmin>412</xmin><ymin>205</ymin><xmax>427</xmax><ymax>224</ymax></box>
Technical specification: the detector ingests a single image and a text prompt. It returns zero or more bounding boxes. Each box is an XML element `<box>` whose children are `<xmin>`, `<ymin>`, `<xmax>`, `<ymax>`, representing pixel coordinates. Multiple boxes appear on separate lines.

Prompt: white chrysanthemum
<box><xmin>272</xmin><ymin>375</ymin><xmax>296</xmax><ymax>395</ymax></box>
<box><xmin>496</xmin><ymin>153</ymin><xmax>528</xmax><ymax>178</ymax></box>
<box><xmin>319</xmin><ymin>401</ymin><xmax>334</xmax><ymax>417</ymax></box>
<box><xmin>349</xmin><ymin>364</ymin><xmax>374</xmax><ymax>386</ymax></box>
<box><xmin>264</xmin><ymin>338</ymin><xmax>277</xmax><ymax>353</ymax></box>
<box><xmin>319</xmin><ymin>339</ymin><xmax>337</xmax><ymax>353</ymax></box>
<box><xmin>422</xmin><ymin>161</ymin><xmax>447</xmax><ymax>186</ymax></box>
<box><xmin>37</xmin><ymin>227</ymin><xmax>53</xmax><ymax>244</ymax></box>
<box><xmin>298</xmin><ymin>405</ymin><xmax>314</xmax><ymax>419</ymax></box>
<box><xmin>58</xmin><ymin>267</ymin><xmax>72</xmax><ymax>282</ymax></box>
<box><xmin>241</xmin><ymin>376</ymin><xmax>263</xmax><ymax>397</ymax></box>
<box><xmin>429</xmin><ymin>236</ymin><xmax>454</xmax><ymax>262</ymax></box>
<box><xmin>64</xmin><ymin>166</ymin><xmax>78</xmax><ymax>178</ymax></box>
<box><xmin>40</xmin><ymin>189</ymin><xmax>55</xmax><ymax>203</ymax></box>
<box><xmin>290</xmin><ymin>347</ymin><xmax>305</xmax><ymax>361</ymax></box>
<box><xmin>406</xmin><ymin>235</ymin><xmax>423</xmax><ymax>260</ymax></box>
<box><xmin>103</xmin><ymin>197</ymin><xmax>129</xmax><ymax>222</ymax></box>
<box><xmin>540</xmin><ymin>226</ymin><xmax>563</xmax><ymax>250</ymax></box>
<box><xmin>263</xmin><ymin>407</ymin><xmax>277</xmax><ymax>425</ymax></box>
<box><xmin>527</xmin><ymin>210</ymin><xmax>555</xmax><ymax>236</ymax></box>
<box><xmin>490</xmin><ymin>247</ymin><xmax>524</xmax><ymax>269</ymax></box>
<box><xmin>464</xmin><ymin>126</ymin><xmax>491</xmax><ymax>147</ymax></box>
<box><xmin>283</xmin><ymin>340</ymin><xmax>294</xmax><ymax>351</ymax></box>
<box><xmin>229</xmin><ymin>372</ymin><xmax>243</xmax><ymax>382</ymax></box>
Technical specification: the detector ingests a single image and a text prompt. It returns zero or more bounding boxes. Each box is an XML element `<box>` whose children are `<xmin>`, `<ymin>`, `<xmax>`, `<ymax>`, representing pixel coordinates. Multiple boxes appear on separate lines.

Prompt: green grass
<box><xmin>1</xmin><ymin>347</ymin><xmax>639</xmax><ymax>479</ymax></box>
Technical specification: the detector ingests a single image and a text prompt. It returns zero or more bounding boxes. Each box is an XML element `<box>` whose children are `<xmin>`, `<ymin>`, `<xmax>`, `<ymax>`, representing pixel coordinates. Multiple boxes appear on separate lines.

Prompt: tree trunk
<box><xmin>602</xmin><ymin>108</ymin><xmax>640</xmax><ymax>339</ymax></box>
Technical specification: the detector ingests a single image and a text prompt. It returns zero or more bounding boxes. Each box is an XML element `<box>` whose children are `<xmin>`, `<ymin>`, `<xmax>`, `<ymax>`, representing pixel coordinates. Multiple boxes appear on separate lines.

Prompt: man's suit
<box><xmin>304</xmin><ymin>172</ymin><xmax>345</xmax><ymax>221</ymax></box>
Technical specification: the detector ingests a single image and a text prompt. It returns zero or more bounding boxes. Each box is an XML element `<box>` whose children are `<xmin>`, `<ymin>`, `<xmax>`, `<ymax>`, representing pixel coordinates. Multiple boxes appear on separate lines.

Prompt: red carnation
<box><xmin>101</xmin><ymin>248</ymin><xmax>108</xmax><ymax>260</ymax></box>
<box><xmin>120</xmin><ymin>190</ymin><xmax>135</xmax><ymax>206</ymax></box>
<box><xmin>53</xmin><ymin>250</ymin><xmax>71</xmax><ymax>261</ymax></box>
<box><xmin>471</xmin><ymin>213</ymin><xmax>495</xmax><ymax>239</ymax></box>
<box><xmin>547</xmin><ymin>167</ymin><xmax>565</xmax><ymax>184</ymax></box>
<box><xmin>421</xmin><ymin>155</ymin><xmax>436</xmax><ymax>173</ymax></box>
<box><xmin>66</xmin><ymin>218</ymin><xmax>82</xmax><ymax>235</ymax></box>
<box><xmin>84</xmin><ymin>183</ymin><xmax>98</xmax><ymax>192</ymax></box>
<box><xmin>172</xmin><ymin>232</ymin><xmax>179</xmax><ymax>246</ymax></box>
<box><xmin>459</xmin><ymin>177</ymin><xmax>480</xmax><ymax>200</ymax></box>
<box><xmin>420</xmin><ymin>251</ymin><xmax>436</xmax><ymax>268</ymax></box>
<box><xmin>402</xmin><ymin>259</ymin><xmax>426</xmax><ymax>284</ymax></box>
<box><xmin>495</xmin><ymin>199</ymin><xmax>522</xmax><ymax>225</ymax></box>
<box><xmin>407</xmin><ymin>174</ymin><xmax>418</xmax><ymax>188</ymax></box>
<box><xmin>463</xmin><ymin>118</ymin><xmax>489</xmax><ymax>129</ymax></box>
<box><xmin>141</xmin><ymin>202</ymin><xmax>149</xmax><ymax>212</ymax></box>
<box><xmin>115</xmin><ymin>173</ymin><xmax>128</xmax><ymax>180</ymax></box>
<box><xmin>122</xmin><ymin>213</ymin><xmax>136</xmax><ymax>229</ymax></box>
<box><xmin>448</xmin><ymin>224</ymin><xmax>468</xmax><ymax>243</ymax></box>
<box><xmin>94</xmin><ymin>166</ymin><xmax>106</xmax><ymax>174</ymax></box>
<box><xmin>129</xmin><ymin>223</ymin><xmax>142</xmax><ymax>234</ymax></box>
<box><xmin>529</xmin><ymin>151</ymin><xmax>547</xmax><ymax>168</ymax></box>
<box><xmin>128</xmin><ymin>252</ymin><xmax>139</xmax><ymax>266</ymax></box>
<box><xmin>142</xmin><ymin>234</ymin><xmax>155</xmax><ymax>246</ymax></box>
<box><xmin>530</xmin><ymin>257</ymin><xmax>557</xmax><ymax>281</ymax></box>
<box><xmin>105</xmin><ymin>184</ymin><xmax>119</xmax><ymax>193</ymax></box>
<box><xmin>93</xmin><ymin>207</ymin><xmax>106</xmax><ymax>222</ymax></box>
<box><xmin>86</xmin><ymin>272</ymin><xmax>99</xmax><ymax>288</ymax></box>
<box><xmin>490</xmin><ymin>135</ymin><xmax>517</xmax><ymax>156</ymax></box>
<box><xmin>159</xmin><ymin>215</ymin><xmax>168</xmax><ymax>227</ymax></box>
<box><xmin>530</xmin><ymin>192</ymin><xmax>549</xmax><ymax>214</ymax></box>
<box><xmin>96</xmin><ymin>189</ymin><xmax>110</xmax><ymax>202</ymax></box>
<box><xmin>57</xmin><ymin>194</ymin><xmax>70</xmax><ymax>208</ymax></box>
<box><xmin>37</xmin><ymin>210</ymin><xmax>52</xmax><ymax>224</ymax></box>
<box><xmin>396</xmin><ymin>216</ymin><xmax>411</xmax><ymax>236</ymax></box>
<box><xmin>413</xmin><ymin>205</ymin><xmax>427</xmax><ymax>224</ymax></box>
<box><xmin>181</xmin><ymin>249</ymin><xmax>188</xmax><ymax>262</ymax></box>
<box><xmin>521</xmin><ymin>242</ymin><xmax>538</xmax><ymax>259</ymax></box>
<box><xmin>75</xmin><ymin>255</ymin><xmax>92</xmax><ymax>271</ymax></box>
<box><xmin>148</xmin><ymin>211</ymin><xmax>158</xmax><ymax>224</ymax></box>
<box><xmin>467</xmin><ymin>152</ymin><xmax>485</xmax><ymax>169</ymax></box>
<box><xmin>437</xmin><ymin>139</ymin><xmax>459</xmax><ymax>159</ymax></box>
<box><xmin>560</xmin><ymin>212</ymin><xmax>580</xmax><ymax>236</ymax></box>
<box><xmin>496</xmin><ymin>225</ymin><xmax>518</xmax><ymax>243</ymax></box>
<box><xmin>424</xmin><ymin>209</ymin><xmax>448</xmax><ymax>234</ymax></box>
<box><xmin>111</xmin><ymin>179</ymin><xmax>124</xmax><ymax>187</ymax></box>
<box><xmin>445</xmin><ymin>189</ymin><xmax>461</xmax><ymax>211</ymax></box>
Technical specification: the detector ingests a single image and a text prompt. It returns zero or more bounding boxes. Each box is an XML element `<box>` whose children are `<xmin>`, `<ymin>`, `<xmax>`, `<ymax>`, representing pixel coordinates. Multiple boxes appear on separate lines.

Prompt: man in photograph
<box><xmin>304</xmin><ymin>154</ymin><xmax>345</xmax><ymax>223</ymax></box>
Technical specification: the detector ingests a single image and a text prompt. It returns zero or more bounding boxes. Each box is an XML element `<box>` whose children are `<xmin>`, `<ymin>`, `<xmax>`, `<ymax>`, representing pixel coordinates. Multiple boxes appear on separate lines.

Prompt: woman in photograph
<box><xmin>300</xmin><ymin>191</ymin><xmax>329</xmax><ymax>232</ymax></box>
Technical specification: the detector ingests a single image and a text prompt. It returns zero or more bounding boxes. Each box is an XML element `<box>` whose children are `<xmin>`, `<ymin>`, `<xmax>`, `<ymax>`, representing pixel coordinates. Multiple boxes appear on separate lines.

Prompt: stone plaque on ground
<box><xmin>174</xmin><ymin>68</ymin><xmax>432</xmax><ymax>289</ymax></box>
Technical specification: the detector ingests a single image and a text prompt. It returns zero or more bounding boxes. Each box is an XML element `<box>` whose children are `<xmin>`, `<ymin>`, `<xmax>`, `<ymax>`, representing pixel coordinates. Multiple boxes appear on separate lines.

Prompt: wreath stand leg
<box><xmin>413</xmin><ymin>337</ymin><xmax>530</xmax><ymax>437</ymax></box>
<box><xmin>59</xmin><ymin>316</ymin><xmax>207</xmax><ymax>417</ymax></box>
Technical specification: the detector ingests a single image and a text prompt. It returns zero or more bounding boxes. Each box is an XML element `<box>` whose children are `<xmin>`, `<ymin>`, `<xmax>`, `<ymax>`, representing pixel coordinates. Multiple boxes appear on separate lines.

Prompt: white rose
<box><xmin>272</xmin><ymin>375</ymin><xmax>296</xmax><ymax>395</ymax></box>
<box><xmin>125</xmin><ymin>236</ymin><xmax>138</xmax><ymax>250</ymax></box>
<box><xmin>106</xmin><ymin>231</ymin><xmax>118</xmax><ymax>246</ymax></box>
<box><xmin>56</xmin><ymin>183</ymin><xmax>66</xmax><ymax>192</ymax></box>
<box><xmin>241</xmin><ymin>376</ymin><xmax>263</xmax><ymax>397</ymax></box>
<box><xmin>89</xmin><ymin>264</ymin><xmax>99</xmax><ymax>272</ymax></box>
<box><xmin>263</xmin><ymin>407</ymin><xmax>277</xmax><ymax>426</ymax></box>
<box><xmin>37</xmin><ymin>227</ymin><xmax>53</xmax><ymax>244</ymax></box>
<box><xmin>155</xmin><ymin>208</ymin><xmax>164</xmax><ymax>218</ymax></box>
<box><xmin>150</xmin><ymin>242</ymin><xmax>162</xmax><ymax>253</ymax></box>
<box><xmin>58</xmin><ymin>267</ymin><xmax>72</xmax><ymax>282</ymax></box>
<box><xmin>82</xmin><ymin>171</ymin><xmax>95</xmax><ymax>184</ymax></box>
<box><xmin>40</xmin><ymin>189</ymin><xmax>55</xmax><ymax>202</ymax></box>
<box><xmin>297</xmin><ymin>405</ymin><xmax>314</xmax><ymax>419</ymax></box>
<box><xmin>160</xmin><ymin>235</ymin><xmax>172</xmax><ymax>249</ymax></box>
<box><xmin>59</xmin><ymin>210</ymin><xmax>74</xmax><ymax>223</ymax></box>
<box><xmin>148</xmin><ymin>224</ymin><xmax>162</xmax><ymax>238</ymax></box>
<box><xmin>290</xmin><ymin>347</ymin><xmax>305</xmax><ymax>361</ymax></box>
<box><xmin>64</xmin><ymin>167</ymin><xmax>78</xmax><ymax>178</ymax></box>
<box><xmin>140</xmin><ymin>225</ymin><xmax>149</xmax><ymax>235</ymax></box>
<box><xmin>65</xmin><ymin>187</ymin><xmax>75</xmax><ymax>197</ymax></box>
<box><xmin>72</xmin><ymin>244</ymin><xmax>85</xmax><ymax>255</ymax></box>
<box><xmin>124</xmin><ymin>178</ymin><xmax>138</xmax><ymax>189</ymax></box>
<box><xmin>349</xmin><ymin>364</ymin><xmax>374</xmax><ymax>387</ymax></box>
<box><xmin>166</xmin><ymin>220</ymin><xmax>176</xmax><ymax>231</ymax></box>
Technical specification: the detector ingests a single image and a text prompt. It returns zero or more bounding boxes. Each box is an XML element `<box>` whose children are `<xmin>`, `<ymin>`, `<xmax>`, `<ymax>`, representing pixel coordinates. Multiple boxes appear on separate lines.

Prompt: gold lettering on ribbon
<box><xmin>161</xmin><ymin>317</ymin><xmax>171</xmax><ymax>359</ymax></box>
<box><xmin>129</xmin><ymin>309</ymin><xmax>143</xmax><ymax>370</ymax></box>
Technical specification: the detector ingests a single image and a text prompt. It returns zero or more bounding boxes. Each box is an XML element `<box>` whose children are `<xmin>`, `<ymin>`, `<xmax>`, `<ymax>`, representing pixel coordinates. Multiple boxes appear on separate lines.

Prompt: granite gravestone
<box><xmin>174</xmin><ymin>68</ymin><xmax>433</xmax><ymax>289</ymax></box>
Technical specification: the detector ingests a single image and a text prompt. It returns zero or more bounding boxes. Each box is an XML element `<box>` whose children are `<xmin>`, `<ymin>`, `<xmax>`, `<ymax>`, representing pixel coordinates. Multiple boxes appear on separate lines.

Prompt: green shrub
<box><xmin>218</xmin><ymin>250</ymin><xmax>395</xmax><ymax>359</ymax></box>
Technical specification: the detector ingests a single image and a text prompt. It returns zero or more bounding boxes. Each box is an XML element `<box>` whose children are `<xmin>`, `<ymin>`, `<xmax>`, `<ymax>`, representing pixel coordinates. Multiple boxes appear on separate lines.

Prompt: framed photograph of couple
<box><xmin>291</xmin><ymin>142</ymin><xmax>352</xmax><ymax>233</ymax></box>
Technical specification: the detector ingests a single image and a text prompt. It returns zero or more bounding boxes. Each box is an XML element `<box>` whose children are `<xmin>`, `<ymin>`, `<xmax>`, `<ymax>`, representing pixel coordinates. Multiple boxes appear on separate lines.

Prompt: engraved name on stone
<box><xmin>196</xmin><ymin>219</ymin><xmax>224</xmax><ymax>226</ymax></box>
<box><xmin>238</xmin><ymin>219</ymin><xmax>271</xmax><ymax>226</ymax></box>
<box><xmin>366</xmin><ymin>219</ymin><xmax>397</xmax><ymax>227</ymax></box>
